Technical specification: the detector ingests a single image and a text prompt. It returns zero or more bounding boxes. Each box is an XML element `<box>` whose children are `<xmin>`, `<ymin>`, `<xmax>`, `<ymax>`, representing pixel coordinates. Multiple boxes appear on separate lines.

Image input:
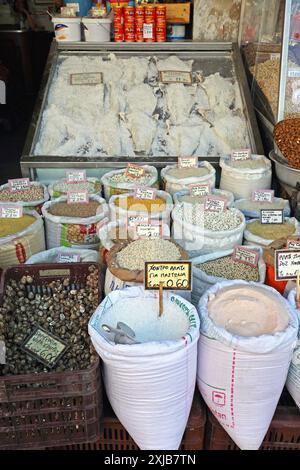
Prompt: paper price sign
<box><xmin>260</xmin><ymin>209</ymin><xmax>283</xmax><ymax>224</ymax></box>
<box><xmin>57</xmin><ymin>252</ymin><xmax>81</xmax><ymax>263</ymax></box>
<box><xmin>8</xmin><ymin>178</ymin><xmax>30</xmax><ymax>192</ymax></box>
<box><xmin>231</xmin><ymin>149</ymin><xmax>251</xmax><ymax>161</ymax></box>
<box><xmin>204</xmin><ymin>196</ymin><xmax>226</xmax><ymax>213</ymax></box>
<box><xmin>66</xmin><ymin>170</ymin><xmax>86</xmax><ymax>183</ymax></box>
<box><xmin>125</xmin><ymin>164</ymin><xmax>145</xmax><ymax>179</ymax></box>
<box><xmin>70</xmin><ymin>72</ymin><xmax>103</xmax><ymax>85</ymax></box>
<box><xmin>160</xmin><ymin>70</ymin><xmax>193</xmax><ymax>85</ymax></box>
<box><xmin>252</xmin><ymin>190</ymin><xmax>274</xmax><ymax>203</ymax></box>
<box><xmin>135</xmin><ymin>222</ymin><xmax>162</xmax><ymax>239</ymax></box>
<box><xmin>0</xmin><ymin>205</ymin><xmax>23</xmax><ymax>218</ymax></box>
<box><xmin>145</xmin><ymin>261</ymin><xmax>192</xmax><ymax>291</ymax></box>
<box><xmin>21</xmin><ymin>326</ymin><xmax>69</xmax><ymax>368</ymax></box>
<box><xmin>232</xmin><ymin>246</ymin><xmax>259</xmax><ymax>268</ymax></box>
<box><xmin>143</xmin><ymin>23</ymin><xmax>153</xmax><ymax>39</ymax></box>
<box><xmin>178</xmin><ymin>157</ymin><xmax>198</xmax><ymax>169</ymax></box>
<box><xmin>275</xmin><ymin>249</ymin><xmax>300</xmax><ymax>281</ymax></box>
<box><xmin>127</xmin><ymin>215</ymin><xmax>148</xmax><ymax>227</ymax></box>
<box><xmin>67</xmin><ymin>190</ymin><xmax>89</xmax><ymax>204</ymax></box>
<box><xmin>287</xmin><ymin>237</ymin><xmax>300</xmax><ymax>250</ymax></box>
<box><xmin>134</xmin><ymin>187</ymin><xmax>156</xmax><ymax>200</ymax></box>
<box><xmin>189</xmin><ymin>183</ymin><xmax>210</xmax><ymax>197</ymax></box>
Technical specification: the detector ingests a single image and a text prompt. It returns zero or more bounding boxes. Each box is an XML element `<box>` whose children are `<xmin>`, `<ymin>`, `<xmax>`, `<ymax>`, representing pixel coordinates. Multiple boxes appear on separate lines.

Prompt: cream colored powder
<box><xmin>208</xmin><ymin>285</ymin><xmax>289</xmax><ymax>337</ymax></box>
<box><xmin>167</xmin><ymin>167</ymin><xmax>209</xmax><ymax>179</ymax></box>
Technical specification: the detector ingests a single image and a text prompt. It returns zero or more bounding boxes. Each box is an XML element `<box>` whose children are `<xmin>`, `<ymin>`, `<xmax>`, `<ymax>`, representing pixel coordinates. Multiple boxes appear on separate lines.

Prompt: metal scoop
<box><xmin>102</xmin><ymin>322</ymin><xmax>140</xmax><ymax>345</ymax></box>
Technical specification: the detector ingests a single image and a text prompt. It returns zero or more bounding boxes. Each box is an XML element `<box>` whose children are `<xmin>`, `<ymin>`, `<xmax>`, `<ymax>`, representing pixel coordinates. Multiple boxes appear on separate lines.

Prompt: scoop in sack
<box><xmin>102</xmin><ymin>322</ymin><xmax>140</xmax><ymax>345</ymax></box>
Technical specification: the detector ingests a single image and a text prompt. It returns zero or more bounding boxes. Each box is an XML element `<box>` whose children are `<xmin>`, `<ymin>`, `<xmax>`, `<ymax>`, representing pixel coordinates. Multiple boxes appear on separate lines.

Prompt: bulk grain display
<box><xmin>161</xmin><ymin>162</ymin><xmax>216</xmax><ymax>196</ymax></box>
<box><xmin>174</xmin><ymin>188</ymin><xmax>234</xmax><ymax>208</ymax></box>
<box><xmin>0</xmin><ymin>182</ymin><xmax>49</xmax><ymax>213</ymax></box>
<box><xmin>244</xmin><ymin>217</ymin><xmax>299</xmax><ymax>247</ymax></box>
<box><xmin>234</xmin><ymin>197</ymin><xmax>291</xmax><ymax>219</ymax></box>
<box><xmin>48</xmin><ymin>177</ymin><xmax>102</xmax><ymax>199</ymax></box>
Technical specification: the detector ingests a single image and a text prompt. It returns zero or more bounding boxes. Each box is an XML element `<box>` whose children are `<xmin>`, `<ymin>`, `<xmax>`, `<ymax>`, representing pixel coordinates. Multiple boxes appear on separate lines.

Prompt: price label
<box><xmin>231</xmin><ymin>149</ymin><xmax>251</xmax><ymax>161</ymax></box>
<box><xmin>232</xmin><ymin>246</ymin><xmax>259</xmax><ymax>268</ymax></box>
<box><xmin>135</xmin><ymin>221</ymin><xmax>162</xmax><ymax>239</ymax></box>
<box><xmin>286</xmin><ymin>237</ymin><xmax>300</xmax><ymax>250</ymax></box>
<box><xmin>144</xmin><ymin>261</ymin><xmax>192</xmax><ymax>291</ymax></box>
<box><xmin>134</xmin><ymin>187</ymin><xmax>156</xmax><ymax>200</ymax></box>
<box><xmin>204</xmin><ymin>196</ymin><xmax>226</xmax><ymax>213</ymax></box>
<box><xmin>8</xmin><ymin>178</ymin><xmax>30</xmax><ymax>192</ymax></box>
<box><xmin>252</xmin><ymin>190</ymin><xmax>274</xmax><ymax>203</ymax></box>
<box><xmin>21</xmin><ymin>326</ymin><xmax>69</xmax><ymax>368</ymax></box>
<box><xmin>260</xmin><ymin>209</ymin><xmax>283</xmax><ymax>224</ymax></box>
<box><xmin>270</xmin><ymin>53</ymin><xmax>280</xmax><ymax>60</ymax></box>
<box><xmin>66</xmin><ymin>170</ymin><xmax>86</xmax><ymax>183</ymax></box>
<box><xmin>178</xmin><ymin>157</ymin><xmax>198</xmax><ymax>169</ymax></box>
<box><xmin>143</xmin><ymin>23</ymin><xmax>153</xmax><ymax>39</ymax></box>
<box><xmin>160</xmin><ymin>70</ymin><xmax>193</xmax><ymax>85</ymax></box>
<box><xmin>67</xmin><ymin>190</ymin><xmax>89</xmax><ymax>204</ymax></box>
<box><xmin>57</xmin><ymin>252</ymin><xmax>81</xmax><ymax>263</ymax></box>
<box><xmin>288</xmin><ymin>69</ymin><xmax>300</xmax><ymax>78</ymax></box>
<box><xmin>0</xmin><ymin>205</ymin><xmax>23</xmax><ymax>218</ymax></box>
<box><xmin>70</xmin><ymin>73</ymin><xmax>103</xmax><ymax>85</ymax></box>
<box><xmin>189</xmin><ymin>183</ymin><xmax>210</xmax><ymax>197</ymax></box>
<box><xmin>127</xmin><ymin>215</ymin><xmax>149</xmax><ymax>227</ymax></box>
<box><xmin>275</xmin><ymin>249</ymin><xmax>300</xmax><ymax>281</ymax></box>
<box><xmin>125</xmin><ymin>164</ymin><xmax>145</xmax><ymax>179</ymax></box>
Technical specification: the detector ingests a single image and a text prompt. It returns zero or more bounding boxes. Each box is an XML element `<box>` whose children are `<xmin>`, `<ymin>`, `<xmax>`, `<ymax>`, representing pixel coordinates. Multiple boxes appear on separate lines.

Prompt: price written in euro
<box><xmin>231</xmin><ymin>149</ymin><xmax>251</xmax><ymax>161</ymax></box>
<box><xmin>9</xmin><ymin>178</ymin><xmax>30</xmax><ymax>192</ymax></box>
<box><xmin>232</xmin><ymin>246</ymin><xmax>259</xmax><ymax>268</ymax></box>
<box><xmin>160</xmin><ymin>70</ymin><xmax>192</xmax><ymax>85</ymax></box>
<box><xmin>70</xmin><ymin>72</ymin><xmax>103</xmax><ymax>85</ymax></box>
<box><xmin>135</xmin><ymin>222</ymin><xmax>162</xmax><ymax>239</ymax></box>
<box><xmin>275</xmin><ymin>249</ymin><xmax>300</xmax><ymax>281</ymax></box>
<box><xmin>252</xmin><ymin>190</ymin><xmax>274</xmax><ymax>203</ymax></box>
<box><xmin>145</xmin><ymin>261</ymin><xmax>192</xmax><ymax>291</ymax></box>
<box><xmin>0</xmin><ymin>205</ymin><xmax>23</xmax><ymax>218</ymax></box>
<box><xmin>66</xmin><ymin>170</ymin><xmax>86</xmax><ymax>183</ymax></box>
<box><xmin>189</xmin><ymin>183</ymin><xmax>210</xmax><ymax>197</ymax></box>
<box><xmin>67</xmin><ymin>190</ymin><xmax>89</xmax><ymax>204</ymax></box>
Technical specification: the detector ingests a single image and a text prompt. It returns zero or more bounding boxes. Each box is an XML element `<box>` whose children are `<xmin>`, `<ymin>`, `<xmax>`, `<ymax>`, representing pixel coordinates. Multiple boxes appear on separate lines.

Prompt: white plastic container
<box><xmin>82</xmin><ymin>17</ymin><xmax>112</xmax><ymax>42</ymax></box>
<box><xmin>52</xmin><ymin>17</ymin><xmax>81</xmax><ymax>42</ymax></box>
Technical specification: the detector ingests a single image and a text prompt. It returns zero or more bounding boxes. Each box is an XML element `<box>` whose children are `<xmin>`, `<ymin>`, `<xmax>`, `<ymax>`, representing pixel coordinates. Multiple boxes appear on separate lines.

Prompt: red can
<box><xmin>113</xmin><ymin>5</ymin><xmax>124</xmax><ymax>42</ymax></box>
<box><xmin>145</xmin><ymin>4</ymin><xmax>155</xmax><ymax>21</ymax></box>
<box><xmin>156</xmin><ymin>24</ymin><xmax>166</xmax><ymax>42</ymax></box>
<box><xmin>124</xmin><ymin>23</ymin><xmax>135</xmax><ymax>42</ymax></box>
<box><xmin>135</xmin><ymin>21</ymin><xmax>144</xmax><ymax>42</ymax></box>
<box><xmin>135</xmin><ymin>4</ymin><xmax>145</xmax><ymax>19</ymax></box>
<box><xmin>113</xmin><ymin>5</ymin><xmax>123</xmax><ymax>20</ymax></box>
<box><xmin>124</xmin><ymin>6</ymin><xmax>135</xmax><ymax>23</ymax></box>
<box><xmin>155</xmin><ymin>4</ymin><xmax>166</xmax><ymax>19</ymax></box>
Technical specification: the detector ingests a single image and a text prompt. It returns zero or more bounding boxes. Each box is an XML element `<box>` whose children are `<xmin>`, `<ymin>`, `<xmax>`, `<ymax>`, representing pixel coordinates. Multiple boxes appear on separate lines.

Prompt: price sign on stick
<box><xmin>145</xmin><ymin>261</ymin><xmax>192</xmax><ymax>291</ymax></box>
<box><xmin>275</xmin><ymin>249</ymin><xmax>300</xmax><ymax>281</ymax></box>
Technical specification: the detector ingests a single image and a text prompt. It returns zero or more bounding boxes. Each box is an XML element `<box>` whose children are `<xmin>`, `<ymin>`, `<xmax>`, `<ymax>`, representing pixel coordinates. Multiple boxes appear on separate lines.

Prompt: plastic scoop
<box><xmin>102</xmin><ymin>322</ymin><xmax>140</xmax><ymax>345</ymax></box>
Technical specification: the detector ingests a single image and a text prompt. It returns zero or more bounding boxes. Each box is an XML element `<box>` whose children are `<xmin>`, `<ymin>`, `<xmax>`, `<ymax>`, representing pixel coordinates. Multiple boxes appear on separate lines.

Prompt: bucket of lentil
<box><xmin>104</xmin><ymin>238</ymin><xmax>188</xmax><ymax>295</ymax></box>
<box><xmin>0</xmin><ymin>182</ymin><xmax>49</xmax><ymax>214</ymax></box>
<box><xmin>287</xmin><ymin>289</ymin><xmax>300</xmax><ymax>410</ymax></box>
<box><xmin>26</xmin><ymin>246</ymin><xmax>99</xmax><ymax>264</ymax></box>
<box><xmin>161</xmin><ymin>162</ymin><xmax>216</xmax><ymax>196</ymax></box>
<box><xmin>172</xmin><ymin>204</ymin><xmax>246</xmax><ymax>257</ymax></box>
<box><xmin>173</xmin><ymin>188</ymin><xmax>234</xmax><ymax>208</ymax></box>
<box><xmin>101</xmin><ymin>166</ymin><xmax>158</xmax><ymax>201</ymax></box>
<box><xmin>190</xmin><ymin>247</ymin><xmax>266</xmax><ymax>306</ymax></box>
<box><xmin>244</xmin><ymin>217</ymin><xmax>299</xmax><ymax>247</ymax></box>
<box><xmin>234</xmin><ymin>197</ymin><xmax>291</xmax><ymax>219</ymax></box>
<box><xmin>48</xmin><ymin>177</ymin><xmax>102</xmax><ymax>199</ymax></box>
<box><xmin>42</xmin><ymin>195</ymin><xmax>109</xmax><ymax>250</ymax></box>
<box><xmin>219</xmin><ymin>154</ymin><xmax>272</xmax><ymax>200</ymax></box>
<box><xmin>88</xmin><ymin>285</ymin><xmax>200</xmax><ymax>450</ymax></box>
<box><xmin>109</xmin><ymin>190</ymin><xmax>173</xmax><ymax>226</ymax></box>
<box><xmin>0</xmin><ymin>209</ymin><xmax>45</xmax><ymax>269</ymax></box>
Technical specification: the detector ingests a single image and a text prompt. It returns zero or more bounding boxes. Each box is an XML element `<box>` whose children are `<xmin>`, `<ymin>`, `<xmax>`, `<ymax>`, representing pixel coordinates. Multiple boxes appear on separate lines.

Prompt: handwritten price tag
<box><xmin>232</xmin><ymin>246</ymin><xmax>259</xmax><ymax>268</ymax></box>
<box><xmin>134</xmin><ymin>187</ymin><xmax>156</xmax><ymax>200</ymax></box>
<box><xmin>66</xmin><ymin>170</ymin><xmax>86</xmax><ymax>183</ymax></box>
<box><xmin>160</xmin><ymin>70</ymin><xmax>193</xmax><ymax>85</ymax></box>
<box><xmin>252</xmin><ymin>190</ymin><xmax>274</xmax><ymax>203</ymax></box>
<box><xmin>189</xmin><ymin>183</ymin><xmax>210</xmax><ymax>197</ymax></box>
<box><xmin>144</xmin><ymin>261</ymin><xmax>192</xmax><ymax>291</ymax></box>
<box><xmin>287</xmin><ymin>237</ymin><xmax>300</xmax><ymax>250</ymax></box>
<box><xmin>57</xmin><ymin>252</ymin><xmax>81</xmax><ymax>263</ymax></box>
<box><xmin>0</xmin><ymin>205</ymin><xmax>23</xmax><ymax>218</ymax></box>
<box><xmin>70</xmin><ymin>72</ymin><xmax>103</xmax><ymax>85</ymax></box>
<box><xmin>125</xmin><ymin>164</ymin><xmax>145</xmax><ymax>179</ymax></box>
<box><xmin>8</xmin><ymin>178</ymin><xmax>30</xmax><ymax>192</ymax></box>
<box><xmin>67</xmin><ymin>191</ymin><xmax>89</xmax><ymax>204</ymax></box>
<box><xmin>231</xmin><ymin>149</ymin><xmax>251</xmax><ymax>161</ymax></box>
<box><xmin>260</xmin><ymin>209</ymin><xmax>283</xmax><ymax>224</ymax></box>
<box><xmin>21</xmin><ymin>326</ymin><xmax>69</xmax><ymax>368</ymax></box>
<box><xmin>135</xmin><ymin>221</ymin><xmax>162</xmax><ymax>239</ymax></box>
<box><xmin>275</xmin><ymin>249</ymin><xmax>300</xmax><ymax>280</ymax></box>
<box><xmin>204</xmin><ymin>196</ymin><xmax>226</xmax><ymax>213</ymax></box>
<box><xmin>178</xmin><ymin>157</ymin><xmax>198</xmax><ymax>169</ymax></box>
<box><xmin>143</xmin><ymin>23</ymin><xmax>154</xmax><ymax>39</ymax></box>
<box><xmin>127</xmin><ymin>215</ymin><xmax>149</xmax><ymax>227</ymax></box>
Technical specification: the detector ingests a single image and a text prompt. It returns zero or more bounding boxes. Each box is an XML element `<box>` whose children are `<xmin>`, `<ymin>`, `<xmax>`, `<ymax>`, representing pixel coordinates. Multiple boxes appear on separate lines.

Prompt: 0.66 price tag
<box><xmin>144</xmin><ymin>261</ymin><xmax>192</xmax><ymax>291</ymax></box>
<box><xmin>0</xmin><ymin>205</ymin><xmax>23</xmax><ymax>218</ymax></box>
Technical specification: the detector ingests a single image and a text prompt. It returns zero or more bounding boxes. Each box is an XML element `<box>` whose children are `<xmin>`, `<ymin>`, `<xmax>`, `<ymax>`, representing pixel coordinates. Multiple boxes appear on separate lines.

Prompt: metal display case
<box><xmin>21</xmin><ymin>41</ymin><xmax>263</xmax><ymax>183</ymax></box>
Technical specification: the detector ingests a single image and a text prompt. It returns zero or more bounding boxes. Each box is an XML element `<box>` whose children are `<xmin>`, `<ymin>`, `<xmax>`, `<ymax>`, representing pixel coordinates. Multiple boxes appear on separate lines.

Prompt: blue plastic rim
<box><xmin>65</xmin><ymin>0</ymin><xmax>93</xmax><ymax>17</ymax></box>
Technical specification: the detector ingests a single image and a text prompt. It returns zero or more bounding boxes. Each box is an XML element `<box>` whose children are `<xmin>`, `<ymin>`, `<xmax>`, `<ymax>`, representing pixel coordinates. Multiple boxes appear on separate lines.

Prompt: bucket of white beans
<box><xmin>88</xmin><ymin>286</ymin><xmax>200</xmax><ymax>450</ymax></box>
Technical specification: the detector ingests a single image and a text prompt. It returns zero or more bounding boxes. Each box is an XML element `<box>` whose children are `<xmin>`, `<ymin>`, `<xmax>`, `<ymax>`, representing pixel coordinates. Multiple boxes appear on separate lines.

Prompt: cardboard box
<box><xmin>166</xmin><ymin>3</ymin><xmax>190</xmax><ymax>24</ymax></box>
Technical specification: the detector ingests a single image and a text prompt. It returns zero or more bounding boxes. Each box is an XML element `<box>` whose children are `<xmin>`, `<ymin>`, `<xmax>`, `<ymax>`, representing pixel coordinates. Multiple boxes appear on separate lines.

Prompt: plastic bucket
<box><xmin>65</xmin><ymin>0</ymin><xmax>92</xmax><ymax>17</ymax></box>
<box><xmin>52</xmin><ymin>17</ymin><xmax>81</xmax><ymax>42</ymax></box>
<box><xmin>83</xmin><ymin>18</ymin><xmax>112</xmax><ymax>42</ymax></box>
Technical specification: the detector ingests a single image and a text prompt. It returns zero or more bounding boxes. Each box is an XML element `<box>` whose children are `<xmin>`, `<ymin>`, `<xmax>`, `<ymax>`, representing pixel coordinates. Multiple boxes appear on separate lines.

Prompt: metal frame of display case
<box><xmin>20</xmin><ymin>40</ymin><xmax>263</xmax><ymax>181</ymax></box>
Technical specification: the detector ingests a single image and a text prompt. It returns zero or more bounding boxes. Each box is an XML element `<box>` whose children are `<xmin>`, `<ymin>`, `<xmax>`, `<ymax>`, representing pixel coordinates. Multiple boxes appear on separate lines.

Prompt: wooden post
<box><xmin>297</xmin><ymin>271</ymin><xmax>300</xmax><ymax>309</ymax></box>
<box><xmin>159</xmin><ymin>282</ymin><xmax>164</xmax><ymax>317</ymax></box>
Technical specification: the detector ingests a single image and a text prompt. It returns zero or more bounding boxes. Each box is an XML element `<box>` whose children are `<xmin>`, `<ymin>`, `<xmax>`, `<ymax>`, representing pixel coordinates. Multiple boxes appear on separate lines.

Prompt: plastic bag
<box><xmin>88</xmin><ymin>286</ymin><xmax>200</xmax><ymax>450</ymax></box>
<box><xmin>173</xmin><ymin>188</ymin><xmax>234</xmax><ymax>208</ymax></box>
<box><xmin>26</xmin><ymin>246</ymin><xmax>99</xmax><ymax>264</ymax></box>
<box><xmin>197</xmin><ymin>280</ymin><xmax>298</xmax><ymax>450</ymax></box>
<box><xmin>234</xmin><ymin>197</ymin><xmax>291</xmax><ymax>219</ymax></box>
<box><xmin>161</xmin><ymin>162</ymin><xmax>216</xmax><ymax>196</ymax></box>
<box><xmin>101</xmin><ymin>166</ymin><xmax>158</xmax><ymax>201</ymax></box>
<box><xmin>244</xmin><ymin>217</ymin><xmax>300</xmax><ymax>247</ymax></box>
<box><xmin>287</xmin><ymin>289</ymin><xmax>300</xmax><ymax>410</ymax></box>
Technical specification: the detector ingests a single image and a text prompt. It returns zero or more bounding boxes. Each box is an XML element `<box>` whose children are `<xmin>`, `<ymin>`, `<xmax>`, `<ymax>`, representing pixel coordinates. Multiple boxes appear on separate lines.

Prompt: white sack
<box><xmin>287</xmin><ymin>289</ymin><xmax>300</xmax><ymax>409</ymax></box>
<box><xmin>161</xmin><ymin>162</ymin><xmax>216</xmax><ymax>196</ymax></box>
<box><xmin>26</xmin><ymin>246</ymin><xmax>99</xmax><ymax>264</ymax></box>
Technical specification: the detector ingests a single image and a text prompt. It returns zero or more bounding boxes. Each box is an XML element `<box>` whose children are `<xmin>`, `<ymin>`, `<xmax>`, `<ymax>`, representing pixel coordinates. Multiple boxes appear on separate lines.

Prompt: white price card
<box><xmin>0</xmin><ymin>205</ymin><xmax>23</xmax><ymax>218</ymax></box>
<box><xmin>189</xmin><ymin>183</ymin><xmax>210</xmax><ymax>197</ymax></box>
<box><xmin>57</xmin><ymin>252</ymin><xmax>81</xmax><ymax>263</ymax></box>
<box><xmin>232</xmin><ymin>246</ymin><xmax>259</xmax><ymax>268</ymax></box>
<box><xmin>70</xmin><ymin>73</ymin><xmax>103</xmax><ymax>85</ymax></box>
<box><xmin>160</xmin><ymin>70</ymin><xmax>193</xmax><ymax>85</ymax></box>
<box><xmin>127</xmin><ymin>215</ymin><xmax>148</xmax><ymax>227</ymax></box>
<box><xmin>135</xmin><ymin>221</ymin><xmax>162</xmax><ymax>239</ymax></box>
<box><xmin>67</xmin><ymin>190</ymin><xmax>89</xmax><ymax>204</ymax></box>
<box><xmin>288</xmin><ymin>69</ymin><xmax>300</xmax><ymax>78</ymax></box>
<box><xmin>8</xmin><ymin>178</ymin><xmax>30</xmax><ymax>192</ymax></box>
<box><xmin>204</xmin><ymin>196</ymin><xmax>226</xmax><ymax>213</ymax></box>
<box><xmin>134</xmin><ymin>187</ymin><xmax>156</xmax><ymax>200</ymax></box>
<box><xmin>178</xmin><ymin>157</ymin><xmax>198</xmax><ymax>168</ymax></box>
<box><xmin>143</xmin><ymin>23</ymin><xmax>153</xmax><ymax>39</ymax></box>
<box><xmin>66</xmin><ymin>170</ymin><xmax>86</xmax><ymax>183</ymax></box>
<box><xmin>260</xmin><ymin>209</ymin><xmax>283</xmax><ymax>224</ymax></box>
<box><xmin>231</xmin><ymin>149</ymin><xmax>251</xmax><ymax>161</ymax></box>
<box><xmin>252</xmin><ymin>190</ymin><xmax>274</xmax><ymax>203</ymax></box>
<box><xmin>275</xmin><ymin>249</ymin><xmax>300</xmax><ymax>280</ymax></box>
<box><xmin>125</xmin><ymin>164</ymin><xmax>145</xmax><ymax>178</ymax></box>
<box><xmin>287</xmin><ymin>237</ymin><xmax>300</xmax><ymax>250</ymax></box>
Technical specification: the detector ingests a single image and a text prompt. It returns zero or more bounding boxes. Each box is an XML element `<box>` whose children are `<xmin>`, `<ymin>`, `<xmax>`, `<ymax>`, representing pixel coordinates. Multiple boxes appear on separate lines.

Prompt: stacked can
<box><xmin>114</xmin><ymin>5</ymin><xmax>124</xmax><ymax>42</ymax></box>
<box><xmin>135</xmin><ymin>4</ymin><xmax>144</xmax><ymax>42</ymax></box>
<box><xmin>124</xmin><ymin>5</ymin><xmax>135</xmax><ymax>42</ymax></box>
<box><xmin>144</xmin><ymin>4</ymin><xmax>155</xmax><ymax>42</ymax></box>
<box><xmin>155</xmin><ymin>4</ymin><xmax>166</xmax><ymax>42</ymax></box>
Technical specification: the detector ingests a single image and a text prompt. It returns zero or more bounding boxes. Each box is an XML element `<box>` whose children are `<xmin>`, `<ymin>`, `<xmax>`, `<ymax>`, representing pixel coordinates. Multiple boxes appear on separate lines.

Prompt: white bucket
<box><xmin>52</xmin><ymin>17</ymin><xmax>81</xmax><ymax>42</ymax></box>
<box><xmin>83</xmin><ymin>17</ymin><xmax>112</xmax><ymax>42</ymax></box>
